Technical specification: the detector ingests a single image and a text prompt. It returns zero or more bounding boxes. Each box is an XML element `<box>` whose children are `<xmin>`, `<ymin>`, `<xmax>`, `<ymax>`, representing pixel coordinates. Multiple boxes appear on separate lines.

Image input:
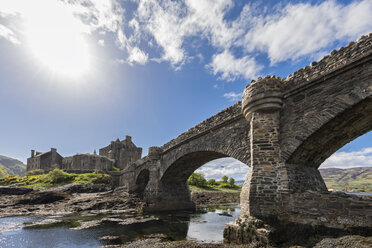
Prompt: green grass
<box><xmin>321</xmin><ymin>167</ymin><xmax>372</xmax><ymax>192</ymax></box>
<box><xmin>189</xmin><ymin>185</ymin><xmax>241</xmax><ymax>193</ymax></box>
<box><xmin>0</xmin><ymin>169</ymin><xmax>110</xmax><ymax>190</ymax></box>
<box><xmin>23</xmin><ymin>220</ymin><xmax>81</xmax><ymax>229</ymax></box>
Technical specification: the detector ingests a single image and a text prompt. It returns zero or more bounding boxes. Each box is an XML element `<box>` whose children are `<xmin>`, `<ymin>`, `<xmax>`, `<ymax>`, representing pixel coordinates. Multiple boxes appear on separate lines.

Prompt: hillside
<box><xmin>319</xmin><ymin>167</ymin><xmax>372</xmax><ymax>192</ymax></box>
<box><xmin>0</xmin><ymin>155</ymin><xmax>26</xmax><ymax>176</ymax></box>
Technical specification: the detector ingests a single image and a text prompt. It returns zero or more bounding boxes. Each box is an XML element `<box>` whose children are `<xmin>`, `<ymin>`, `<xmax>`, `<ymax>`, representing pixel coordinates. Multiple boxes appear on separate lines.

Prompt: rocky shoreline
<box><xmin>0</xmin><ymin>185</ymin><xmax>240</xmax><ymax>218</ymax></box>
<box><xmin>1</xmin><ymin>185</ymin><xmax>371</xmax><ymax>247</ymax></box>
<box><xmin>0</xmin><ymin>184</ymin><xmax>142</xmax><ymax>218</ymax></box>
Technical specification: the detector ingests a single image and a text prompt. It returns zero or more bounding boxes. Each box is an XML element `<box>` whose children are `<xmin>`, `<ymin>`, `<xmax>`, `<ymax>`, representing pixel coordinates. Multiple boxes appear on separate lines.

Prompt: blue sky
<box><xmin>0</xmin><ymin>0</ymin><xmax>371</xmax><ymax>180</ymax></box>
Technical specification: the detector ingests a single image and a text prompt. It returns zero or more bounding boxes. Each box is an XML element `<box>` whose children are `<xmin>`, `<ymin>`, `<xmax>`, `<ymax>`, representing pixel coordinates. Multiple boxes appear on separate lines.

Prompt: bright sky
<box><xmin>0</xmin><ymin>0</ymin><xmax>371</xmax><ymax>180</ymax></box>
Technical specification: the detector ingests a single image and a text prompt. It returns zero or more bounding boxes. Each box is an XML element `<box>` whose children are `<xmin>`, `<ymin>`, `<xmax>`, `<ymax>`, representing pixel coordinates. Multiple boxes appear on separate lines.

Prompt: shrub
<box><xmin>51</xmin><ymin>164</ymin><xmax>59</xmax><ymax>170</ymax></box>
<box><xmin>207</xmin><ymin>179</ymin><xmax>217</xmax><ymax>186</ymax></box>
<box><xmin>188</xmin><ymin>173</ymin><xmax>207</xmax><ymax>187</ymax></box>
<box><xmin>47</xmin><ymin>168</ymin><xmax>75</xmax><ymax>184</ymax></box>
<box><xmin>26</xmin><ymin>169</ymin><xmax>45</xmax><ymax>176</ymax></box>
<box><xmin>74</xmin><ymin>171</ymin><xmax>110</xmax><ymax>184</ymax></box>
<box><xmin>228</xmin><ymin>177</ymin><xmax>235</xmax><ymax>187</ymax></box>
<box><xmin>110</xmin><ymin>166</ymin><xmax>120</xmax><ymax>172</ymax></box>
<box><xmin>0</xmin><ymin>175</ymin><xmax>20</xmax><ymax>185</ymax></box>
<box><xmin>222</xmin><ymin>175</ymin><xmax>228</xmax><ymax>183</ymax></box>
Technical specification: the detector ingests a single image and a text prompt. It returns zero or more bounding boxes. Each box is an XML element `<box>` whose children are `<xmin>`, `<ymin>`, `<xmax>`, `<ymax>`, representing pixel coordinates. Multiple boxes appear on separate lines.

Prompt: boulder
<box><xmin>0</xmin><ymin>186</ymin><xmax>33</xmax><ymax>195</ymax></box>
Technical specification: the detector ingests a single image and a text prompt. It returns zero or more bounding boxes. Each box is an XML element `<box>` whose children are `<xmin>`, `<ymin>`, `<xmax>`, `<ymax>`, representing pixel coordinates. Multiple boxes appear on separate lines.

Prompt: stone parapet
<box><xmin>160</xmin><ymin>102</ymin><xmax>243</xmax><ymax>152</ymax></box>
<box><xmin>148</xmin><ymin>146</ymin><xmax>162</xmax><ymax>160</ymax></box>
<box><xmin>242</xmin><ymin>76</ymin><xmax>283</xmax><ymax>121</ymax></box>
<box><xmin>283</xmin><ymin>32</ymin><xmax>372</xmax><ymax>93</ymax></box>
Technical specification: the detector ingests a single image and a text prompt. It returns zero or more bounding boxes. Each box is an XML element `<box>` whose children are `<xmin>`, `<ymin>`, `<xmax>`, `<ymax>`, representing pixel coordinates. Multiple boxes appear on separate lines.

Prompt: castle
<box><xmin>26</xmin><ymin>136</ymin><xmax>142</xmax><ymax>173</ymax></box>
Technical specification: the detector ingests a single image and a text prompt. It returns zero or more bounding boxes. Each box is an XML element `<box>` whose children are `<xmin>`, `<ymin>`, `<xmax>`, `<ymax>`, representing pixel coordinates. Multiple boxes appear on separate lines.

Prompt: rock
<box><xmin>16</xmin><ymin>191</ymin><xmax>70</xmax><ymax>205</ymax></box>
<box><xmin>54</xmin><ymin>183</ymin><xmax>112</xmax><ymax>194</ymax></box>
<box><xmin>0</xmin><ymin>186</ymin><xmax>33</xmax><ymax>195</ymax></box>
<box><xmin>118</xmin><ymin>216</ymin><xmax>160</xmax><ymax>226</ymax></box>
<box><xmin>99</xmin><ymin>236</ymin><xmax>122</xmax><ymax>245</ymax></box>
<box><xmin>23</xmin><ymin>219</ymin><xmax>64</xmax><ymax>229</ymax></box>
<box><xmin>0</xmin><ymin>189</ymin><xmax>142</xmax><ymax>218</ymax></box>
<box><xmin>71</xmin><ymin>220</ymin><xmax>101</xmax><ymax>230</ymax></box>
<box><xmin>314</xmin><ymin>235</ymin><xmax>372</xmax><ymax>248</ymax></box>
<box><xmin>74</xmin><ymin>216</ymin><xmax>160</xmax><ymax>231</ymax></box>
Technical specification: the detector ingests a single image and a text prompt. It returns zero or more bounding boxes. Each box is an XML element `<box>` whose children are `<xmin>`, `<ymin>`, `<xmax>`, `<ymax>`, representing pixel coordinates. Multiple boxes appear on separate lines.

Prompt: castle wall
<box><xmin>26</xmin><ymin>149</ymin><xmax>63</xmax><ymax>172</ymax></box>
<box><xmin>61</xmin><ymin>154</ymin><xmax>114</xmax><ymax>173</ymax></box>
<box><xmin>99</xmin><ymin>136</ymin><xmax>142</xmax><ymax>170</ymax></box>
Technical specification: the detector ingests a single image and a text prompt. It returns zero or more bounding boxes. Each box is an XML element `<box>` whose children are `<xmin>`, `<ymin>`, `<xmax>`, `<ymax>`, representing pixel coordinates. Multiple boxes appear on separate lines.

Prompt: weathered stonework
<box><xmin>115</xmin><ymin>33</ymin><xmax>372</xmax><ymax>245</ymax></box>
<box><xmin>99</xmin><ymin>136</ymin><xmax>142</xmax><ymax>170</ymax></box>
<box><xmin>27</xmin><ymin>136</ymin><xmax>142</xmax><ymax>174</ymax></box>
<box><xmin>62</xmin><ymin>154</ymin><xmax>114</xmax><ymax>173</ymax></box>
<box><xmin>27</xmin><ymin>148</ymin><xmax>63</xmax><ymax>172</ymax></box>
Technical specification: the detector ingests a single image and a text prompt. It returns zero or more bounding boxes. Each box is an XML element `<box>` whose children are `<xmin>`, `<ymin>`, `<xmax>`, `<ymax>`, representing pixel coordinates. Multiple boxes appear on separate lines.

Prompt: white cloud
<box><xmin>0</xmin><ymin>24</ymin><xmax>20</xmax><ymax>44</ymax></box>
<box><xmin>133</xmin><ymin>0</ymin><xmax>372</xmax><ymax>80</ymax></box>
<box><xmin>242</xmin><ymin>0</ymin><xmax>372</xmax><ymax>64</ymax></box>
<box><xmin>1</xmin><ymin>0</ymin><xmax>372</xmax><ymax>81</ymax></box>
<box><xmin>136</xmin><ymin>0</ymin><xmax>187</xmax><ymax>66</ymax></box>
<box><xmin>208</xmin><ymin>50</ymin><xmax>261</xmax><ymax>81</ymax></box>
<box><xmin>196</xmin><ymin>157</ymin><xmax>249</xmax><ymax>181</ymax></box>
<box><xmin>128</xmin><ymin>46</ymin><xmax>148</xmax><ymax>65</ymax></box>
<box><xmin>98</xmin><ymin>39</ymin><xmax>105</xmax><ymax>46</ymax></box>
<box><xmin>223</xmin><ymin>91</ymin><xmax>241</xmax><ymax>102</ymax></box>
<box><xmin>321</xmin><ymin>147</ymin><xmax>372</xmax><ymax>169</ymax></box>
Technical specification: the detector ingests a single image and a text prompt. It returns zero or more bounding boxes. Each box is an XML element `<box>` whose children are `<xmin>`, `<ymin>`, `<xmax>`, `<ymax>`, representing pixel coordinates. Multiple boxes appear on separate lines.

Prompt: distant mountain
<box><xmin>319</xmin><ymin>167</ymin><xmax>372</xmax><ymax>192</ymax></box>
<box><xmin>0</xmin><ymin>155</ymin><xmax>26</xmax><ymax>176</ymax></box>
<box><xmin>235</xmin><ymin>180</ymin><xmax>245</xmax><ymax>186</ymax></box>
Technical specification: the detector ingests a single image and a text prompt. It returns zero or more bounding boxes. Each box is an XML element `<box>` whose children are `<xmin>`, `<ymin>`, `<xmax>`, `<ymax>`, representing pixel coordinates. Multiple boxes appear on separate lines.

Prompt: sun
<box><xmin>24</xmin><ymin>0</ymin><xmax>90</xmax><ymax>79</ymax></box>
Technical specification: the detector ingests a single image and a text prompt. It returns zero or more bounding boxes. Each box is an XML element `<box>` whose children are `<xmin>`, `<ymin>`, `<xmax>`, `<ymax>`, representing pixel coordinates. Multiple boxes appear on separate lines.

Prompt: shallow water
<box><xmin>0</xmin><ymin>205</ymin><xmax>240</xmax><ymax>248</ymax></box>
<box><xmin>347</xmin><ymin>192</ymin><xmax>372</xmax><ymax>196</ymax></box>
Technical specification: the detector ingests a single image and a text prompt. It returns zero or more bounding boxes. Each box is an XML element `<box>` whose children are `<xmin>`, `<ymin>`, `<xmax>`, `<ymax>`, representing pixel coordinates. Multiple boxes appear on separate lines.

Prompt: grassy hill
<box><xmin>319</xmin><ymin>167</ymin><xmax>372</xmax><ymax>192</ymax></box>
<box><xmin>0</xmin><ymin>155</ymin><xmax>26</xmax><ymax>176</ymax></box>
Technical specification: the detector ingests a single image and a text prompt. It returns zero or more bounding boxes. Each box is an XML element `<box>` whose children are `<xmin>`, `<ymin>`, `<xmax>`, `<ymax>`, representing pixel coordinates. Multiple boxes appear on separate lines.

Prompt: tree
<box><xmin>188</xmin><ymin>173</ymin><xmax>207</xmax><ymax>187</ymax></box>
<box><xmin>207</xmin><ymin>179</ymin><xmax>216</xmax><ymax>186</ymax></box>
<box><xmin>228</xmin><ymin>177</ymin><xmax>235</xmax><ymax>187</ymax></box>
<box><xmin>222</xmin><ymin>175</ymin><xmax>228</xmax><ymax>183</ymax></box>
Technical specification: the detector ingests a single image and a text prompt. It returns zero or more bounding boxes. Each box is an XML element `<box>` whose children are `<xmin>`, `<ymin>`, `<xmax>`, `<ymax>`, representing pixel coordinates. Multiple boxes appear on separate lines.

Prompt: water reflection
<box><xmin>187</xmin><ymin>205</ymin><xmax>240</xmax><ymax>243</ymax></box>
<box><xmin>0</xmin><ymin>205</ymin><xmax>240</xmax><ymax>247</ymax></box>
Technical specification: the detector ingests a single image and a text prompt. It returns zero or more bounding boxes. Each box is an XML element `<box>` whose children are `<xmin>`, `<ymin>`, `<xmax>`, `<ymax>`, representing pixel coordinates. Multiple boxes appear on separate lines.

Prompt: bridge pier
<box><xmin>224</xmin><ymin>75</ymin><xmax>372</xmax><ymax>245</ymax></box>
<box><xmin>136</xmin><ymin>147</ymin><xmax>196</xmax><ymax>211</ymax></box>
<box><xmin>143</xmin><ymin>181</ymin><xmax>195</xmax><ymax>211</ymax></box>
<box><xmin>240</xmin><ymin>76</ymin><xmax>286</xmax><ymax>218</ymax></box>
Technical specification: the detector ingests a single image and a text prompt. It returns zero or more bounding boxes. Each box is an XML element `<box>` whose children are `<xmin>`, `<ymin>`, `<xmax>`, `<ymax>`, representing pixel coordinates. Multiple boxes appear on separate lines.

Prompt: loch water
<box><xmin>0</xmin><ymin>205</ymin><xmax>240</xmax><ymax>248</ymax></box>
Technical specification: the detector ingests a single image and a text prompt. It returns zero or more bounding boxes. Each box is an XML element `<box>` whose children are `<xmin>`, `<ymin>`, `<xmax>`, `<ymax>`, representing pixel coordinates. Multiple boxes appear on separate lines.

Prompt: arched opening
<box><xmin>194</xmin><ymin>157</ymin><xmax>250</xmax><ymax>188</ymax></box>
<box><xmin>157</xmin><ymin>151</ymin><xmax>249</xmax><ymax>211</ymax></box>
<box><xmin>135</xmin><ymin>169</ymin><xmax>149</xmax><ymax>198</ymax></box>
<box><xmin>161</xmin><ymin>151</ymin><xmax>228</xmax><ymax>184</ymax></box>
<box><xmin>282</xmin><ymin>97</ymin><xmax>372</xmax><ymax>193</ymax></box>
<box><xmin>158</xmin><ymin>152</ymin><xmax>250</xmax><ymax>240</ymax></box>
<box><xmin>287</xmin><ymin>97</ymin><xmax>372</xmax><ymax>168</ymax></box>
<box><xmin>320</xmin><ymin>131</ymin><xmax>372</xmax><ymax>193</ymax></box>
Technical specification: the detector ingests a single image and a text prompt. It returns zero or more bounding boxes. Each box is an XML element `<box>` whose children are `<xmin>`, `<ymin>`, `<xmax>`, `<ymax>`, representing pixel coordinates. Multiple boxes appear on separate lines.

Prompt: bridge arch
<box><xmin>287</xmin><ymin>96</ymin><xmax>372</xmax><ymax>168</ymax></box>
<box><xmin>150</xmin><ymin>149</ymin><xmax>250</xmax><ymax>211</ymax></box>
<box><xmin>160</xmin><ymin>151</ymin><xmax>249</xmax><ymax>184</ymax></box>
<box><xmin>135</xmin><ymin>169</ymin><xmax>150</xmax><ymax>198</ymax></box>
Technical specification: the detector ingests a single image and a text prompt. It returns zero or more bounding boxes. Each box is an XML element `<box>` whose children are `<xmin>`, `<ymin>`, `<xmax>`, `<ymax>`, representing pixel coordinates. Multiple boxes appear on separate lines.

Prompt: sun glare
<box><xmin>23</xmin><ymin>0</ymin><xmax>90</xmax><ymax>79</ymax></box>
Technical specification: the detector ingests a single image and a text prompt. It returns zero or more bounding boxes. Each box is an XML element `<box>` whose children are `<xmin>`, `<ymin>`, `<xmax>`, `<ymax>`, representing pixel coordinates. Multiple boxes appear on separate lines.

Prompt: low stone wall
<box><xmin>224</xmin><ymin>191</ymin><xmax>372</xmax><ymax>245</ymax></box>
<box><xmin>279</xmin><ymin>191</ymin><xmax>372</xmax><ymax>230</ymax></box>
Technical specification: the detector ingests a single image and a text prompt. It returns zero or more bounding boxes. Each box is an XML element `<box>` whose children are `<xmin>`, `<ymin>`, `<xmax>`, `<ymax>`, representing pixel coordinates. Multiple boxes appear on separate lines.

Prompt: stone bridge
<box><xmin>116</xmin><ymin>33</ymin><xmax>372</xmax><ymax>244</ymax></box>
